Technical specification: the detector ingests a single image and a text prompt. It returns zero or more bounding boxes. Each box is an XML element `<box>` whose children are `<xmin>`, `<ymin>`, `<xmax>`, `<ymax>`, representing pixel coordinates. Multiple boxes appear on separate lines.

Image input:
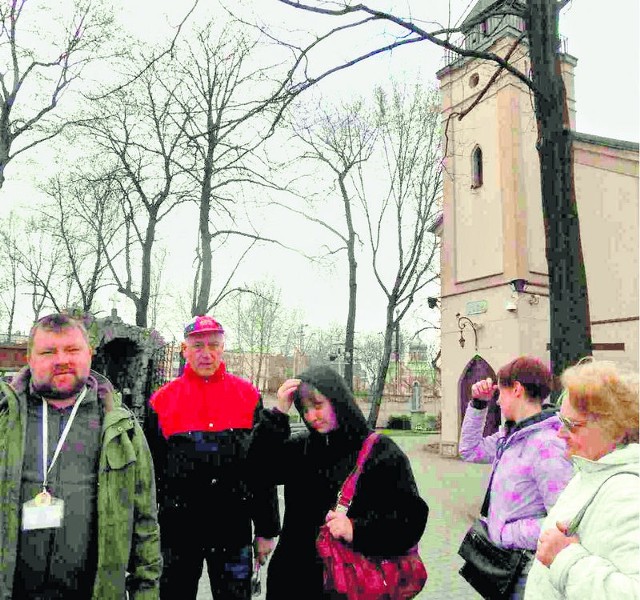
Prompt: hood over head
<box><xmin>293</xmin><ymin>365</ymin><xmax>370</xmax><ymax>441</ymax></box>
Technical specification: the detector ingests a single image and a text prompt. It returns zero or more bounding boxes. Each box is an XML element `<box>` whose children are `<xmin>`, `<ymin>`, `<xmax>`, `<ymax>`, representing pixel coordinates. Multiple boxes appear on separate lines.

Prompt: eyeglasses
<box><xmin>557</xmin><ymin>412</ymin><xmax>589</xmax><ymax>432</ymax></box>
<box><xmin>186</xmin><ymin>341</ymin><xmax>223</xmax><ymax>352</ymax></box>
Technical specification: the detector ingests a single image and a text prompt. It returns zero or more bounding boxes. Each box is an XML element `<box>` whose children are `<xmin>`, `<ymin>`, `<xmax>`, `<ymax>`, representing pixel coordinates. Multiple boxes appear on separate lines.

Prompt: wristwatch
<box><xmin>471</xmin><ymin>398</ymin><xmax>488</xmax><ymax>409</ymax></box>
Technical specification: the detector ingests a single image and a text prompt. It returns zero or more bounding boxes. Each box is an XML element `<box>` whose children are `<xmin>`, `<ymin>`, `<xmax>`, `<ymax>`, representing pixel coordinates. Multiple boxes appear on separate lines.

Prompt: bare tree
<box><xmin>271</xmin><ymin>0</ymin><xmax>592</xmax><ymax>388</ymax></box>
<box><xmin>0</xmin><ymin>0</ymin><xmax>114</xmax><ymax>189</ymax></box>
<box><xmin>36</xmin><ymin>173</ymin><xmax>119</xmax><ymax>312</ymax></box>
<box><xmin>361</xmin><ymin>83</ymin><xmax>442</xmax><ymax>427</ymax></box>
<box><xmin>410</xmin><ymin>293</ymin><xmax>442</xmax><ymax>341</ymax></box>
<box><xmin>149</xmin><ymin>246</ymin><xmax>168</xmax><ymax>330</ymax></box>
<box><xmin>17</xmin><ymin>219</ymin><xmax>66</xmax><ymax>320</ymax></box>
<box><xmin>222</xmin><ymin>281</ymin><xmax>283</xmax><ymax>389</ymax></box>
<box><xmin>85</xmin><ymin>61</ymin><xmax>190</xmax><ymax>327</ymax></box>
<box><xmin>356</xmin><ymin>331</ymin><xmax>385</xmax><ymax>396</ymax></box>
<box><xmin>277</xmin><ymin>310</ymin><xmax>308</xmax><ymax>358</ymax></box>
<box><xmin>0</xmin><ymin>212</ymin><xmax>22</xmax><ymax>339</ymax></box>
<box><xmin>282</xmin><ymin>100</ymin><xmax>376</xmax><ymax>389</ymax></box>
<box><xmin>304</xmin><ymin>323</ymin><xmax>346</xmax><ymax>369</ymax></box>
<box><xmin>0</xmin><ymin>211</ymin><xmax>81</xmax><ymax>328</ymax></box>
<box><xmin>168</xmin><ymin>21</ymin><xmax>293</xmax><ymax>316</ymax></box>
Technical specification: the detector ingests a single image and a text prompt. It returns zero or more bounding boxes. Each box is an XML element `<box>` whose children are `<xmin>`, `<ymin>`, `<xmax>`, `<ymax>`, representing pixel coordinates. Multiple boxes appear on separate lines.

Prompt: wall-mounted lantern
<box><xmin>510</xmin><ymin>278</ymin><xmax>527</xmax><ymax>294</ymax></box>
<box><xmin>509</xmin><ymin>278</ymin><xmax>539</xmax><ymax>306</ymax></box>
<box><xmin>456</xmin><ymin>313</ymin><xmax>479</xmax><ymax>351</ymax></box>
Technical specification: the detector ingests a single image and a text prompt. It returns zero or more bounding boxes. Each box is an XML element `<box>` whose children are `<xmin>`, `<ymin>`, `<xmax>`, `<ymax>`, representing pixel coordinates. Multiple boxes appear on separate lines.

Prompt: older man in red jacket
<box><xmin>147</xmin><ymin>316</ymin><xmax>280</xmax><ymax>600</ymax></box>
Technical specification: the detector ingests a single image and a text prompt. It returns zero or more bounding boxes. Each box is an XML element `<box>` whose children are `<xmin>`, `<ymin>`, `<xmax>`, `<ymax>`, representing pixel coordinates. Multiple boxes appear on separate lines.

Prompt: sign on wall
<box><xmin>466</xmin><ymin>300</ymin><xmax>488</xmax><ymax>315</ymax></box>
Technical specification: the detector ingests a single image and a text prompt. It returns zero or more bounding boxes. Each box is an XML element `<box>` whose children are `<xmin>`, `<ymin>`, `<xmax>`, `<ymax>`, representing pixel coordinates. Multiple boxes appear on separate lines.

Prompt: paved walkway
<box><xmin>196</xmin><ymin>434</ymin><xmax>492</xmax><ymax>599</ymax></box>
<box><xmin>404</xmin><ymin>435</ymin><xmax>490</xmax><ymax>599</ymax></box>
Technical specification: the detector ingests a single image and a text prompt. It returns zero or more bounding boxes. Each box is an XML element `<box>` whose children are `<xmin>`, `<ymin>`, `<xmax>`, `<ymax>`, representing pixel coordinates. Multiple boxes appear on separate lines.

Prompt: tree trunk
<box><xmin>0</xmin><ymin>124</ymin><xmax>9</xmax><ymax>191</ymax></box>
<box><xmin>339</xmin><ymin>175</ymin><xmax>357</xmax><ymax>390</ymax></box>
<box><xmin>194</xmin><ymin>201</ymin><xmax>212</xmax><ymax>316</ymax></box>
<box><xmin>256</xmin><ymin>316</ymin><xmax>266</xmax><ymax>390</ymax></box>
<box><xmin>256</xmin><ymin>353</ymin><xmax>264</xmax><ymax>389</ymax></box>
<box><xmin>193</xmin><ymin>161</ymin><xmax>214</xmax><ymax>316</ymax></box>
<box><xmin>344</xmin><ymin>253</ymin><xmax>356</xmax><ymax>390</ymax></box>
<box><xmin>367</xmin><ymin>303</ymin><xmax>395</xmax><ymax>428</ymax></box>
<box><xmin>136</xmin><ymin>209</ymin><xmax>158</xmax><ymax>328</ymax></box>
<box><xmin>527</xmin><ymin>0</ymin><xmax>592</xmax><ymax>387</ymax></box>
<box><xmin>6</xmin><ymin>277</ymin><xmax>16</xmax><ymax>343</ymax></box>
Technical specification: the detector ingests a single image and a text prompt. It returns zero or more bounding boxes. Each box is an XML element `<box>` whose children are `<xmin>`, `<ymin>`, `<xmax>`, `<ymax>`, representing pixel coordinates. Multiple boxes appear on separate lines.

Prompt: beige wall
<box><xmin>575</xmin><ymin>140</ymin><xmax>639</xmax><ymax>373</ymax></box>
<box><xmin>436</xmin><ymin>34</ymin><xmax>638</xmax><ymax>456</ymax></box>
<box><xmin>439</xmin><ymin>286</ymin><xmax>552</xmax><ymax>455</ymax></box>
<box><xmin>439</xmin><ymin>36</ymin><xmax>558</xmax><ymax>297</ymax></box>
<box><xmin>575</xmin><ymin>143</ymin><xmax>639</xmax><ymax>322</ymax></box>
<box><xmin>559</xmin><ymin>54</ymin><xmax>578</xmax><ymax>130</ymax></box>
<box><xmin>440</xmin><ymin>38</ymin><xmax>532</xmax><ymax>292</ymax></box>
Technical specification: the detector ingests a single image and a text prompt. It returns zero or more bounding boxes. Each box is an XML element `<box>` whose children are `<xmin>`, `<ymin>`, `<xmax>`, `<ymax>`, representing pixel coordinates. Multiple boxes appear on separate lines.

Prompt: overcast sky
<box><xmin>118</xmin><ymin>0</ymin><xmax>639</xmax><ymax>141</ymax></box>
<box><xmin>1</xmin><ymin>0</ymin><xmax>637</xmax><ymax>342</ymax></box>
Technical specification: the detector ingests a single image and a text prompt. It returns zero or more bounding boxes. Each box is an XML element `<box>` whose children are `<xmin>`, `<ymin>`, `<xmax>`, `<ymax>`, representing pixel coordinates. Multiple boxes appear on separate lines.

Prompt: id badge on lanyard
<box><xmin>21</xmin><ymin>387</ymin><xmax>87</xmax><ymax>531</ymax></box>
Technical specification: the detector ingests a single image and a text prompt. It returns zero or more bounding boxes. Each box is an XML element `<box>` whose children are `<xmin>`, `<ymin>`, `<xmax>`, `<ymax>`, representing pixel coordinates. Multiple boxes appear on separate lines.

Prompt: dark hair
<box><xmin>28</xmin><ymin>313</ymin><xmax>90</xmax><ymax>356</ymax></box>
<box><xmin>293</xmin><ymin>365</ymin><xmax>370</xmax><ymax>441</ymax></box>
<box><xmin>497</xmin><ymin>356</ymin><xmax>551</xmax><ymax>402</ymax></box>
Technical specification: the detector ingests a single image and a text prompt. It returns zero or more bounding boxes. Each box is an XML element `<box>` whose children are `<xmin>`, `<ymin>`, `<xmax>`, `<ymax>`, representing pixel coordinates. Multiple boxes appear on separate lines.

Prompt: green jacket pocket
<box><xmin>106</xmin><ymin>430</ymin><xmax>137</xmax><ymax>471</ymax></box>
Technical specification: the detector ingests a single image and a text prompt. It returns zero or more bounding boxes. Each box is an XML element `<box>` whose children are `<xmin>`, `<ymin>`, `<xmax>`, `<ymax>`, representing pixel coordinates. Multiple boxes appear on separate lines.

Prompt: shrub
<box><xmin>411</xmin><ymin>413</ymin><xmax>440</xmax><ymax>432</ymax></box>
<box><xmin>387</xmin><ymin>414</ymin><xmax>412</xmax><ymax>430</ymax></box>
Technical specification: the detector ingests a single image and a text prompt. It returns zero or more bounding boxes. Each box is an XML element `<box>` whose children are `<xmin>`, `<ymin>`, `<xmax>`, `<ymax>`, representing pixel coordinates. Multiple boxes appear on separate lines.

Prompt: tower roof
<box><xmin>461</xmin><ymin>0</ymin><xmax>526</xmax><ymax>31</ymax></box>
<box><xmin>462</xmin><ymin>0</ymin><xmax>501</xmax><ymax>29</ymax></box>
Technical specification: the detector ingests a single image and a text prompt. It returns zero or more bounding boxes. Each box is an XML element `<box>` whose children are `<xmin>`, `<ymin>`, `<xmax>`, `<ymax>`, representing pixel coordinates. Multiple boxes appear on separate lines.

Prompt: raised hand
<box><xmin>471</xmin><ymin>377</ymin><xmax>498</xmax><ymax>401</ymax></box>
<box><xmin>276</xmin><ymin>379</ymin><xmax>301</xmax><ymax>414</ymax></box>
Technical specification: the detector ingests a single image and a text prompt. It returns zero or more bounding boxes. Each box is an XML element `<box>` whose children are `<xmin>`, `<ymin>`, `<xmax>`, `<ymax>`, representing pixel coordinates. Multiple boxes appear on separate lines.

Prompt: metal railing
<box><xmin>0</xmin><ymin>335</ymin><xmax>28</xmax><ymax>345</ymax></box>
<box><xmin>440</xmin><ymin>27</ymin><xmax>569</xmax><ymax>68</ymax></box>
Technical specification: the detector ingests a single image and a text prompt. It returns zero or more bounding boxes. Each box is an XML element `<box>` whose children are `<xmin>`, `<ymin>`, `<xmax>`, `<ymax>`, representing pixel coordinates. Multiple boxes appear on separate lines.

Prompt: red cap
<box><xmin>183</xmin><ymin>316</ymin><xmax>225</xmax><ymax>338</ymax></box>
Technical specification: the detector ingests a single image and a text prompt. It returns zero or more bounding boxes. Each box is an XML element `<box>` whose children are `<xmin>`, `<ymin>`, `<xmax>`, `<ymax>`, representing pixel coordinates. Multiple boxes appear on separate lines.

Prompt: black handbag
<box><xmin>457</xmin><ymin>432</ymin><xmax>535</xmax><ymax>599</ymax></box>
<box><xmin>458</xmin><ymin>518</ymin><xmax>532</xmax><ymax>599</ymax></box>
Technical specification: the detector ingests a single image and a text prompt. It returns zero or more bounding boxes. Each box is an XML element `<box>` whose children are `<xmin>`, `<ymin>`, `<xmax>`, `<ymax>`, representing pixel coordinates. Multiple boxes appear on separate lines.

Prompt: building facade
<box><xmin>436</xmin><ymin>0</ymin><xmax>639</xmax><ymax>456</ymax></box>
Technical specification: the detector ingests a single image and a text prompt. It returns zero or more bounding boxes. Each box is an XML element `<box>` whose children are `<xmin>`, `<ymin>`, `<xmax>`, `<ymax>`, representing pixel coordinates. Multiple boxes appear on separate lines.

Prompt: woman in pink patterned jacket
<box><xmin>459</xmin><ymin>356</ymin><xmax>574</xmax><ymax>599</ymax></box>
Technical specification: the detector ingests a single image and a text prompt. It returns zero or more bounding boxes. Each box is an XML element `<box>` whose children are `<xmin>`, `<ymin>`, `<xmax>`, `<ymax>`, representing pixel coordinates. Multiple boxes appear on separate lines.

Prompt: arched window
<box><xmin>471</xmin><ymin>146</ymin><xmax>483</xmax><ymax>188</ymax></box>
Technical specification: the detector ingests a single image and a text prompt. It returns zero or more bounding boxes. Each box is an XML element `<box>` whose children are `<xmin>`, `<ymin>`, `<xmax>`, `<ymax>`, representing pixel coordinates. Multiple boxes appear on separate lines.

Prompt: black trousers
<box><xmin>159</xmin><ymin>509</ymin><xmax>252</xmax><ymax>600</ymax></box>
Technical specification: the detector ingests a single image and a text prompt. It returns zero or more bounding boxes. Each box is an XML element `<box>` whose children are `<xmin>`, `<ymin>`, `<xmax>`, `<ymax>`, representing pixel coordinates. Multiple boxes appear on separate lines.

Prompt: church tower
<box><xmin>435</xmin><ymin>0</ymin><xmax>578</xmax><ymax>456</ymax></box>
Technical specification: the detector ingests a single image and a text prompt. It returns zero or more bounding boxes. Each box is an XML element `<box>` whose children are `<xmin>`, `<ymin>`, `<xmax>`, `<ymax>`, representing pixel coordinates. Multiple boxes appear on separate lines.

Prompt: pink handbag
<box><xmin>316</xmin><ymin>433</ymin><xmax>427</xmax><ymax>600</ymax></box>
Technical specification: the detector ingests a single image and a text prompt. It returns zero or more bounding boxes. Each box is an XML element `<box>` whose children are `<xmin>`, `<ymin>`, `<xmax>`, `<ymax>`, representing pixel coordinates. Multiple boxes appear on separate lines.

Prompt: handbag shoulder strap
<box><xmin>479</xmin><ymin>412</ymin><xmax>558</xmax><ymax>517</ymax></box>
<box><xmin>567</xmin><ymin>470</ymin><xmax>639</xmax><ymax>535</ymax></box>
<box><xmin>335</xmin><ymin>432</ymin><xmax>380</xmax><ymax>511</ymax></box>
<box><xmin>479</xmin><ymin>478</ymin><xmax>492</xmax><ymax>518</ymax></box>
<box><xmin>480</xmin><ymin>437</ymin><xmax>506</xmax><ymax>517</ymax></box>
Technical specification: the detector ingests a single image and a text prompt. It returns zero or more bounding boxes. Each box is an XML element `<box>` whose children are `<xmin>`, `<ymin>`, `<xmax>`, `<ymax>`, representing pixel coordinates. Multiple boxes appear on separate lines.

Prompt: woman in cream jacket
<box><xmin>524</xmin><ymin>359</ymin><xmax>640</xmax><ymax>600</ymax></box>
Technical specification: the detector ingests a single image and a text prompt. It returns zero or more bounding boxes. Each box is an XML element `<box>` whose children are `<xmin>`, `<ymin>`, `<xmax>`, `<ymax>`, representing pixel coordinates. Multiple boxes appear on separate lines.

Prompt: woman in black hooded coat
<box><xmin>249</xmin><ymin>365</ymin><xmax>429</xmax><ymax>599</ymax></box>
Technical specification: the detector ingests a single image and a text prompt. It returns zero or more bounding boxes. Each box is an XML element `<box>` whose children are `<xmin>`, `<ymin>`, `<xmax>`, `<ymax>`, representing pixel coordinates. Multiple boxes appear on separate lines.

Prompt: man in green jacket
<box><xmin>0</xmin><ymin>313</ymin><xmax>161</xmax><ymax>599</ymax></box>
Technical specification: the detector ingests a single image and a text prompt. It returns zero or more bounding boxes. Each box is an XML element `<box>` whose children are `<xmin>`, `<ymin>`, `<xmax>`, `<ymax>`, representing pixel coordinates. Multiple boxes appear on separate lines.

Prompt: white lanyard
<box><xmin>41</xmin><ymin>386</ymin><xmax>87</xmax><ymax>492</ymax></box>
